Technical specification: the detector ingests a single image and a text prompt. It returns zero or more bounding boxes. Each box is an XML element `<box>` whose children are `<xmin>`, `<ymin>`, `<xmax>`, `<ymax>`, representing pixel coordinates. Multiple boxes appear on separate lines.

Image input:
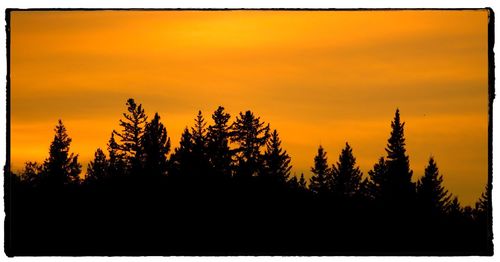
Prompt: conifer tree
<box><xmin>383</xmin><ymin>109</ymin><xmax>415</xmax><ymax>207</ymax></box>
<box><xmin>262</xmin><ymin>129</ymin><xmax>292</xmax><ymax>184</ymax></box>
<box><xmin>416</xmin><ymin>157</ymin><xmax>451</xmax><ymax>216</ymax></box>
<box><xmin>86</xmin><ymin>148</ymin><xmax>108</xmax><ymax>183</ymax></box>
<box><xmin>169</xmin><ymin>128</ymin><xmax>194</xmax><ymax>178</ymax></box>
<box><xmin>41</xmin><ymin>119</ymin><xmax>82</xmax><ymax>186</ymax></box>
<box><xmin>309</xmin><ymin>145</ymin><xmax>331</xmax><ymax>195</ymax></box>
<box><xmin>21</xmin><ymin>161</ymin><xmax>42</xmax><ymax>185</ymax></box>
<box><xmin>113</xmin><ymin>98</ymin><xmax>148</xmax><ymax>174</ymax></box>
<box><xmin>142</xmin><ymin>113</ymin><xmax>171</xmax><ymax>176</ymax></box>
<box><xmin>207</xmin><ymin>106</ymin><xmax>233</xmax><ymax>178</ymax></box>
<box><xmin>230</xmin><ymin>110</ymin><xmax>270</xmax><ymax>179</ymax></box>
<box><xmin>330</xmin><ymin>142</ymin><xmax>363</xmax><ymax>199</ymax></box>
<box><xmin>107</xmin><ymin>132</ymin><xmax>126</xmax><ymax>177</ymax></box>
<box><xmin>366</xmin><ymin>157</ymin><xmax>388</xmax><ymax>201</ymax></box>
<box><xmin>298</xmin><ymin>173</ymin><xmax>307</xmax><ymax>191</ymax></box>
<box><xmin>190</xmin><ymin>110</ymin><xmax>211</xmax><ymax>177</ymax></box>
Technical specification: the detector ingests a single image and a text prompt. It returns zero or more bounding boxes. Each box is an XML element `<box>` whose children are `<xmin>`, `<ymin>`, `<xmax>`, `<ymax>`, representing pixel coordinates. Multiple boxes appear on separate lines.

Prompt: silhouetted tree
<box><xmin>416</xmin><ymin>157</ymin><xmax>451</xmax><ymax>216</ymax></box>
<box><xmin>142</xmin><ymin>113</ymin><xmax>171</xmax><ymax>177</ymax></box>
<box><xmin>383</xmin><ymin>109</ymin><xmax>415</xmax><ymax>208</ymax></box>
<box><xmin>169</xmin><ymin>128</ymin><xmax>194</xmax><ymax>178</ymax></box>
<box><xmin>474</xmin><ymin>184</ymin><xmax>490</xmax><ymax>215</ymax></box>
<box><xmin>330</xmin><ymin>142</ymin><xmax>363</xmax><ymax>199</ymax></box>
<box><xmin>309</xmin><ymin>145</ymin><xmax>331</xmax><ymax>195</ymax></box>
<box><xmin>230</xmin><ymin>110</ymin><xmax>270</xmax><ymax>179</ymax></box>
<box><xmin>366</xmin><ymin>157</ymin><xmax>388</xmax><ymax>201</ymax></box>
<box><xmin>41</xmin><ymin>120</ymin><xmax>81</xmax><ymax>187</ymax></box>
<box><xmin>207</xmin><ymin>106</ymin><xmax>233</xmax><ymax>179</ymax></box>
<box><xmin>107</xmin><ymin>132</ymin><xmax>126</xmax><ymax>177</ymax></box>
<box><xmin>262</xmin><ymin>129</ymin><xmax>292</xmax><ymax>185</ymax></box>
<box><xmin>189</xmin><ymin>111</ymin><xmax>211</xmax><ymax>178</ymax></box>
<box><xmin>86</xmin><ymin>148</ymin><xmax>109</xmax><ymax>184</ymax></box>
<box><xmin>21</xmin><ymin>161</ymin><xmax>42</xmax><ymax>185</ymax></box>
<box><xmin>113</xmin><ymin>98</ymin><xmax>148</xmax><ymax>174</ymax></box>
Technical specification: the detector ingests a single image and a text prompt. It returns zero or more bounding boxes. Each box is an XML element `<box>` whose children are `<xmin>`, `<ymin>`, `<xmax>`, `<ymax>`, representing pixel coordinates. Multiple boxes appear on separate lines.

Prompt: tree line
<box><xmin>5</xmin><ymin>98</ymin><xmax>492</xmax><ymax>256</ymax></box>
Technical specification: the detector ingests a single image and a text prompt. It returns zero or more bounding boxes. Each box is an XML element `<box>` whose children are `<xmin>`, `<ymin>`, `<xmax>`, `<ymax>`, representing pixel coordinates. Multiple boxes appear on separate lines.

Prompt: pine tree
<box><xmin>383</xmin><ymin>109</ymin><xmax>415</xmax><ymax>208</ymax></box>
<box><xmin>230</xmin><ymin>110</ymin><xmax>270</xmax><ymax>179</ymax></box>
<box><xmin>41</xmin><ymin>120</ymin><xmax>82</xmax><ymax>187</ymax></box>
<box><xmin>21</xmin><ymin>161</ymin><xmax>42</xmax><ymax>185</ymax></box>
<box><xmin>169</xmin><ymin>127</ymin><xmax>194</xmax><ymax>178</ymax></box>
<box><xmin>190</xmin><ymin>110</ymin><xmax>211</xmax><ymax>177</ymax></box>
<box><xmin>107</xmin><ymin>132</ymin><xmax>126</xmax><ymax>177</ymax></box>
<box><xmin>207</xmin><ymin>106</ymin><xmax>233</xmax><ymax>179</ymax></box>
<box><xmin>142</xmin><ymin>113</ymin><xmax>171</xmax><ymax>176</ymax></box>
<box><xmin>309</xmin><ymin>145</ymin><xmax>331</xmax><ymax>195</ymax></box>
<box><xmin>113</xmin><ymin>98</ymin><xmax>148</xmax><ymax>174</ymax></box>
<box><xmin>86</xmin><ymin>148</ymin><xmax>108</xmax><ymax>183</ymax></box>
<box><xmin>366</xmin><ymin>157</ymin><xmax>388</xmax><ymax>201</ymax></box>
<box><xmin>416</xmin><ymin>157</ymin><xmax>451</xmax><ymax>216</ymax></box>
<box><xmin>330</xmin><ymin>142</ymin><xmax>363</xmax><ymax>199</ymax></box>
<box><xmin>262</xmin><ymin>129</ymin><xmax>292</xmax><ymax>185</ymax></box>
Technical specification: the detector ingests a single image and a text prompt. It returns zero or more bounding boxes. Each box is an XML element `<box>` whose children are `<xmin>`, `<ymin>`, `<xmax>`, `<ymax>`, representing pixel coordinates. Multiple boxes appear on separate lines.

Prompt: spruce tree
<box><xmin>262</xmin><ymin>129</ymin><xmax>292</xmax><ymax>185</ymax></box>
<box><xmin>366</xmin><ymin>157</ymin><xmax>388</xmax><ymax>201</ymax></box>
<box><xmin>330</xmin><ymin>142</ymin><xmax>363</xmax><ymax>199</ymax></box>
<box><xmin>113</xmin><ymin>98</ymin><xmax>148</xmax><ymax>174</ymax></box>
<box><xmin>309</xmin><ymin>145</ymin><xmax>331</xmax><ymax>195</ymax></box>
<box><xmin>41</xmin><ymin>119</ymin><xmax>82</xmax><ymax>187</ymax></box>
<box><xmin>86</xmin><ymin>148</ymin><xmax>108</xmax><ymax>183</ymax></box>
<box><xmin>169</xmin><ymin>128</ymin><xmax>194</xmax><ymax>178</ymax></box>
<box><xmin>207</xmin><ymin>106</ymin><xmax>233</xmax><ymax>179</ymax></box>
<box><xmin>298</xmin><ymin>173</ymin><xmax>307</xmax><ymax>191</ymax></box>
<box><xmin>107</xmin><ymin>132</ymin><xmax>126</xmax><ymax>177</ymax></box>
<box><xmin>142</xmin><ymin>113</ymin><xmax>171</xmax><ymax>176</ymax></box>
<box><xmin>416</xmin><ymin>157</ymin><xmax>451</xmax><ymax>216</ymax></box>
<box><xmin>190</xmin><ymin>110</ymin><xmax>211</xmax><ymax>177</ymax></box>
<box><xmin>230</xmin><ymin>110</ymin><xmax>270</xmax><ymax>179</ymax></box>
<box><xmin>384</xmin><ymin>109</ymin><xmax>415</xmax><ymax>208</ymax></box>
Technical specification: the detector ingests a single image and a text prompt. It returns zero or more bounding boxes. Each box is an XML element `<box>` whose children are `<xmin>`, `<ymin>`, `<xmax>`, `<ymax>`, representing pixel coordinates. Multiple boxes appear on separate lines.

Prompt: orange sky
<box><xmin>9</xmin><ymin>10</ymin><xmax>489</xmax><ymax>206</ymax></box>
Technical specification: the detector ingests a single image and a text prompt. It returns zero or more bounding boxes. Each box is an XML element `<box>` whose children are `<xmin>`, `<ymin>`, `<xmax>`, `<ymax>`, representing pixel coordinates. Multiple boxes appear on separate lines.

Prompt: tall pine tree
<box><xmin>41</xmin><ymin>120</ymin><xmax>82</xmax><ymax>187</ymax></box>
<box><xmin>113</xmin><ymin>98</ymin><xmax>148</xmax><ymax>174</ymax></box>
<box><xmin>230</xmin><ymin>110</ymin><xmax>270</xmax><ymax>179</ymax></box>
<box><xmin>142</xmin><ymin>113</ymin><xmax>171</xmax><ymax>177</ymax></box>
<box><xmin>207</xmin><ymin>106</ymin><xmax>233</xmax><ymax>179</ymax></box>
<box><xmin>383</xmin><ymin>109</ymin><xmax>415</xmax><ymax>209</ymax></box>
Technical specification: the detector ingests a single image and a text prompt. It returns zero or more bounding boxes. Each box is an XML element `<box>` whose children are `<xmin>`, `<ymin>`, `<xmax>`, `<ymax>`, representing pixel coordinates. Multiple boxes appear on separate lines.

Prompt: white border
<box><xmin>0</xmin><ymin>1</ymin><xmax>497</xmax><ymax>261</ymax></box>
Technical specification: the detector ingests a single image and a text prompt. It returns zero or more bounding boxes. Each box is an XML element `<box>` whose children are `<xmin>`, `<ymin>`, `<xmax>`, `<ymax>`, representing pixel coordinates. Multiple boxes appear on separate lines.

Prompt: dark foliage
<box><xmin>5</xmin><ymin>100</ymin><xmax>492</xmax><ymax>256</ymax></box>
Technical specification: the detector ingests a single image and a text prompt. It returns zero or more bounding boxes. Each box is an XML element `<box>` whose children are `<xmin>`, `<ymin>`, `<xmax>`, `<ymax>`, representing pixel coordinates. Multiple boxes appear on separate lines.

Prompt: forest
<box><xmin>5</xmin><ymin>98</ymin><xmax>493</xmax><ymax>256</ymax></box>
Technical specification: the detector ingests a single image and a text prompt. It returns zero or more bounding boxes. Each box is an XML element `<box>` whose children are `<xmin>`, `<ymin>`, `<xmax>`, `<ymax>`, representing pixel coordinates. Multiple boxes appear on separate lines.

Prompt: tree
<box><xmin>207</xmin><ymin>106</ymin><xmax>233</xmax><ymax>179</ymax></box>
<box><xmin>21</xmin><ymin>161</ymin><xmax>43</xmax><ymax>185</ymax></box>
<box><xmin>168</xmin><ymin>127</ymin><xmax>194</xmax><ymax>178</ymax></box>
<box><xmin>41</xmin><ymin>120</ymin><xmax>82</xmax><ymax>187</ymax></box>
<box><xmin>366</xmin><ymin>157</ymin><xmax>388</xmax><ymax>201</ymax></box>
<box><xmin>262</xmin><ymin>129</ymin><xmax>292</xmax><ymax>185</ymax></box>
<box><xmin>86</xmin><ymin>148</ymin><xmax>109</xmax><ymax>184</ymax></box>
<box><xmin>190</xmin><ymin>110</ymin><xmax>211</xmax><ymax>177</ymax></box>
<box><xmin>113</xmin><ymin>98</ymin><xmax>148</xmax><ymax>174</ymax></box>
<box><xmin>107</xmin><ymin>132</ymin><xmax>126</xmax><ymax>177</ymax></box>
<box><xmin>309</xmin><ymin>145</ymin><xmax>331</xmax><ymax>195</ymax></box>
<box><xmin>142</xmin><ymin>113</ymin><xmax>171</xmax><ymax>176</ymax></box>
<box><xmin>416</xmin><ymin>157</ymin><xmax>451</xmax><ymax>216</ymax></box>
<box><xmin>230</xmin><ymin>110</ymin><xmax>270</xmax><ymax>179</ymax></box>
<box><xmin>383</xmin><ymin>109</ymin><xmax>415</xmax><ymax>208</ymax></box>
<box><xmin>330</xmin><ymin>142</ymin><xmax>363</xmax><ymax>199</ymax></box>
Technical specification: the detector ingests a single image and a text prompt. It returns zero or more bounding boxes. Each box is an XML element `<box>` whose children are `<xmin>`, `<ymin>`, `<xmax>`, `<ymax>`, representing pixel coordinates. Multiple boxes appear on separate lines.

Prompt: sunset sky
<box><xmin>9</xmin><ymin>10</ymin><xmax>489</xmax><ymax>206</ymax></box>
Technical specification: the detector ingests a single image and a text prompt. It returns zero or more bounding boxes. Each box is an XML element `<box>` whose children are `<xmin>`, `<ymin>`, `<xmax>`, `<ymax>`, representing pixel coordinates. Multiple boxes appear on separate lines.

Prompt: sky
<box><xmin>9</xmin><ymin>10</ymin><xmax>489</xmax><ymax>206</ymax></box>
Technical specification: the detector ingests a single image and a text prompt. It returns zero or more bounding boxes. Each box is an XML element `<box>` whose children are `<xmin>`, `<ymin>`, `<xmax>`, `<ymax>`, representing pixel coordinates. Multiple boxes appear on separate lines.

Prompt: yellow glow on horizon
<box><xmin>10</xmin><ymin>10</ymin><xmax>489</xmax><ymax>206</ymax></box>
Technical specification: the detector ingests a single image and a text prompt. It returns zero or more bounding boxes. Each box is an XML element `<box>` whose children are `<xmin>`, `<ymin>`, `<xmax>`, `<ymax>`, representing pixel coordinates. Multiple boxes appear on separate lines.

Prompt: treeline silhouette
<box><xmin>5</xmin><ymin>98</ymin><xmax>492</xmax><ymax>256</ymax></box>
